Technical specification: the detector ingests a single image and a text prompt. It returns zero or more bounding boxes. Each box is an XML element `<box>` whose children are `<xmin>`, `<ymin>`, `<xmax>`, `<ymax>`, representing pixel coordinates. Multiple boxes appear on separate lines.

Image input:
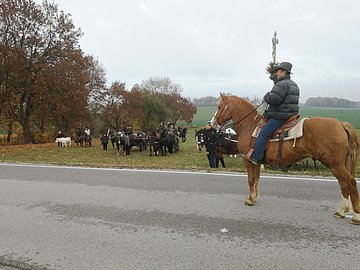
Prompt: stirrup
<box><xmin>241</xmin><ymin>148</ymin><xmax>254</xmax><ymax>162</ymax></box>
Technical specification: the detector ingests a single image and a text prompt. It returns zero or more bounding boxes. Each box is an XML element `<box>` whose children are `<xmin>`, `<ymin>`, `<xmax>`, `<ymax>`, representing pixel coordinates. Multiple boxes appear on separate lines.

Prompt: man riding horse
<box><xmin>242</xmin><ymin>61</ymin><xmax>300</xmax><ymax>165</ymax></box>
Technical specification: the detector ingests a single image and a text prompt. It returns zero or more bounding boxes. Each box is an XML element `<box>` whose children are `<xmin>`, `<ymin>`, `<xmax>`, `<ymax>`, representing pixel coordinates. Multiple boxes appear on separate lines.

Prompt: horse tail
<box><xmin>342</xmin><ymin>121</ymin><xmax>360</xmax><ymax>177</ymax></box>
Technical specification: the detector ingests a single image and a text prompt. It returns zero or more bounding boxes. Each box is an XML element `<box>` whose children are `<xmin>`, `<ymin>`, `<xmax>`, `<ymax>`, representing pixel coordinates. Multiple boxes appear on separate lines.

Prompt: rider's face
<box><xmin>275</xmin><ymin>69</ymin><xmax>287</xmax><ymax>80</ymax></box>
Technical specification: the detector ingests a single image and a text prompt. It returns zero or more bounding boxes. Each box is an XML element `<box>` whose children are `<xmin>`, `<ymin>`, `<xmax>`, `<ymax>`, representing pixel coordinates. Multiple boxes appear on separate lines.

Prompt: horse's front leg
<box><xmin>244</xmin><ymin>162</ymin><xmax>261</xmax><ymax>206</ymax></box>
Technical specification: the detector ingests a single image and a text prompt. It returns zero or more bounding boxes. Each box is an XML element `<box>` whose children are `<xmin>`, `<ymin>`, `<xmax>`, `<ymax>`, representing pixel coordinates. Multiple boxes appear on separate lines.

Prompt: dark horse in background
<box><xmin>148</xmin><ymin>130</ymin><xmax>160</xmax><ymax>156</ymax></box>
<box><xmin>73</xmin><ymin>129</ymin><xmax>84</xmax><ymax>147</ymax></box>
<box><xmin>195</xmin><ymin>129</ymin><xmax>205</xmax><ymax>152</ymax></box>
<box><xmin>196</xmin><ymin>128</ymin><xmax>239</xmax><ymax>168</ymax></box>
<box><xmin>148</xmin><ymin>129</ymin><xmax>178</xmax><ymax>156</ymax></box>
<box><xmin>215</xmin><ymin>131</ymin><xmax>239</xmax><ymax>168</ymax></box>
<box><xmin>73</xmin><ymin>128</ymin><xmax>91</xmax><ymax>147</ymax></box>
<box><xmin>83</xmin><ymin>133</ymin><xmax>91</xmax><ymax>147</ymax></box>
<box><xmin>212</xmin><ymin>93</ymin><xmax>360</xmax><ymax>225</ymax></box>
<box><xmin>159</xmin><ymin>129</ymin><xmax>178</xmax><ymax>155</ymax></box>
<box><xmin>107</xmin><ymin>129</ymin><xmax>117</xmax><ymax>149</ymax></box>
<box><xmin>73</xmin><ymin>133</ymin><xmax>83</xmax><ymax>147</ymax></box>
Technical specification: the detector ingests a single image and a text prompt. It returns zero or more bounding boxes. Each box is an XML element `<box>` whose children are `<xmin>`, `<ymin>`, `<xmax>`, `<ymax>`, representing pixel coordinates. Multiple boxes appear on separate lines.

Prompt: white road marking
<box><xmin>1</xmin><ymin>162</ymin><xmax>353</xmax><ymax>183</ymax></box>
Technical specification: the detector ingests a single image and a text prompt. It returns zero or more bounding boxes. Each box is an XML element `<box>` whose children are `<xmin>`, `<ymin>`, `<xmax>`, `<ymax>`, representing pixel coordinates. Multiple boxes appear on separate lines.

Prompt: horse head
<box><xmin>195</xmin><ymin>128</ymin><xmax>206</xmax><ymax>152</ymax></box>
<box><xmin>214</xmin><ymin>93</ymin><xmax>261</xmax><ymax>130</ymax></box>
<box><xmin>213</xmin><ymin>93</ymin><xmax>233</xmax><ymax>126</ymax></box>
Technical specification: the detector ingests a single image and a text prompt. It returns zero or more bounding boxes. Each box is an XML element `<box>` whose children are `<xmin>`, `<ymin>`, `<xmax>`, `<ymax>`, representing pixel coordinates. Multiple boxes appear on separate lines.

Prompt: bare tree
<box><xmin>141</xmin><ymin>76</ymin><xmax>183</xmax><ymax>95</ymax></box>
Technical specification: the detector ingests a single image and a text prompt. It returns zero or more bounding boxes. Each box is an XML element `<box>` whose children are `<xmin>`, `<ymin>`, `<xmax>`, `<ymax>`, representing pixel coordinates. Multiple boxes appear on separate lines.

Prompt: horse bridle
<box><xmin>219</xmin><ymin>101</ymin><xmax>264</xmax><ymax>129</ymax></box>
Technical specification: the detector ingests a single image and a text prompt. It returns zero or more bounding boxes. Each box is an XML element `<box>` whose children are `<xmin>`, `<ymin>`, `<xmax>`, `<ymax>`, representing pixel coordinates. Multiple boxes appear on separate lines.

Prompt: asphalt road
<box><xmin>0</xmin><ymin>163</ymin><xmax>359</xmax><ymax>270</ymax></box>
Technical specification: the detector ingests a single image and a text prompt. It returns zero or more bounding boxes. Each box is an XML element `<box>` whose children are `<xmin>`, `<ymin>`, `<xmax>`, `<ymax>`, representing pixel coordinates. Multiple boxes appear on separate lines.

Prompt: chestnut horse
<box><xmin>212</xmin><ymin>93</ymin><xmax>360</xmax><ymax>225</ymax></box>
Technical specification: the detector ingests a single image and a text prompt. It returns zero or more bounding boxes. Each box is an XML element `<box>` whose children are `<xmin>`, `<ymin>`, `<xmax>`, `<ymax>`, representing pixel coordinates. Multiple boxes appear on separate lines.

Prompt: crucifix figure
<box><xmin>272</xmin><ymin>31</ymin><xmax>279</xmax><ymax>64</ymax></box>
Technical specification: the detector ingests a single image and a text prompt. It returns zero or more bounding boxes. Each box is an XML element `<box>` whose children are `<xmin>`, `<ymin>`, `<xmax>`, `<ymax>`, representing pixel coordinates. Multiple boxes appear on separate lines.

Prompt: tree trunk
<box><xmin>6</xmin><ymin>119</ymin><xmax>13</xmax><ymax>143</ymax></box>
<box><xmin>19</xmin><ymin>92</ymin><xmax>35</xmax><ymax>144</ymax></box>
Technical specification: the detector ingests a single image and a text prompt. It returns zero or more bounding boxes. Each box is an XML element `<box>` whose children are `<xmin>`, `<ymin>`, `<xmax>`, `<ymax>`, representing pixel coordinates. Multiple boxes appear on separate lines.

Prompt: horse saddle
<box><xmin>252</xmin><ymin>114</ymin><xmax>309</xmax><ymax>141</ymax></box>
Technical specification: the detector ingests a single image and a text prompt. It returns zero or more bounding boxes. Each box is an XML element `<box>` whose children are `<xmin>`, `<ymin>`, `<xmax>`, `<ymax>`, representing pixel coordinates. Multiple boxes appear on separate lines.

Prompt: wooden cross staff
<box><xmin>272</xmin><ymin>31</ymin><xmax>279</xmax><ymax>64</ymax></box>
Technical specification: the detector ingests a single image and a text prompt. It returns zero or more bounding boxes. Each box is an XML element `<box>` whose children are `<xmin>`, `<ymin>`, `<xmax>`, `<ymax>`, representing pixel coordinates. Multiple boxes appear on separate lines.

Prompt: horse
<box><xmin>195</xmin><ymin>128</ymin><xmax>239</xmax><ymax>168</ymax></box>
<box><xmin>159</xmin><ymin>129</ymin><xmax>172</xmax><ymax>156</ymax></box>
<box><xmin>127</xmin><ymin>133</ymin><xmax>148</xmax><ymax>151</ymax></box>
<box><xmin>216</xmin><ymin>131</ymin><xmax>239</xmax><ymax>156</ymax></box>
<box><xmin>112</xmin><ymin>131</ymin><xmax>123</xmax><ymax>155</ymax></box>
<box><xmin>165</xmin><ymin>130</ymin><xmax>178</xmax><ymax>154</ymax></box>
<box><xmin>83</xmin><ymin>133</ymin><xmax>92</xmax><ymax>147</ymax></box>
<box><xmin>148</xmin><ymin>130</ymin><xmax>161</xmax><ymax>156</ymax></box>
<box><xmin>195</xmin><ymin>129</ymin><xmax>206</xmax><ymax>152</ymax></box>
<box><xmin>107</xmin><ymin>129</ymin><xmax>116</xmax><ymax>149</ymax></box>
<box><xmin>73</xmin><ymin>132</ymin><xmax>83</xmax><ymax>147</ymax></box>
<box><xmin>212</xmin><ymin>93</ymin><xmax>360</xmax><ymax>225</ymax></box>
<box><xmin>55</xmin><ymin>137</ymin><xmax>71</xmax><ymax>147</ymax></box>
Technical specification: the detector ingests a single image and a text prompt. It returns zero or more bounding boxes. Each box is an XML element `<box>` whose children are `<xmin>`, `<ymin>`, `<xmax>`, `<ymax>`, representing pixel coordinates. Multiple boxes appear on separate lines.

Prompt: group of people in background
<box><xmin>101</xmin><ymin>126</ymin><xmax>132</xmax><ymax>155</ymax></box>
<box><xmin>53</xmin><ymin>57</ymin><xmax>299</xmax><ymax>169</ymax></box>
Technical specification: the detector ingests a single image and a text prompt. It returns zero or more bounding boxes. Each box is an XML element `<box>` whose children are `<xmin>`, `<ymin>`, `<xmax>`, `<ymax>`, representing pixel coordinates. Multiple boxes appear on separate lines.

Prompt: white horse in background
<box><xmin>55</xmin><ymin>137</ymin><xmax>71</xmax><ymax>147</ymax></box>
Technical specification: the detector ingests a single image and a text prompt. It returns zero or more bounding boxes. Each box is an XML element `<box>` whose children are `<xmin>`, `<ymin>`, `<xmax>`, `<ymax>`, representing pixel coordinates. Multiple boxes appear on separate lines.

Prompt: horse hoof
<box><xmin>350</xmin><ymin>218</ymin><xmax>360</xmax><ymax>225</ymax></box>
<box><xmin>333</xmin><ymin>211</ymin><xmax>346</xmax><ymax>219</ymax></box>
<box><xmin>350</xmin><ymin>212</ymin><xmax>360</xmax><ymax>225</ymax></box>
<box><xmin>245</xmin><ymin>198</ymin><xmax>255</xmax><ymax>206</ymax></box>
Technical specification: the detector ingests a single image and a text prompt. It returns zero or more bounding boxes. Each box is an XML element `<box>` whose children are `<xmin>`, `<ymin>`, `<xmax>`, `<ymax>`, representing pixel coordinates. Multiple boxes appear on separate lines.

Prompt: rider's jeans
<box><xmin>252</xmin><ymin>118</ymin><xmax>287</xmax><ymax>161</ymax></box>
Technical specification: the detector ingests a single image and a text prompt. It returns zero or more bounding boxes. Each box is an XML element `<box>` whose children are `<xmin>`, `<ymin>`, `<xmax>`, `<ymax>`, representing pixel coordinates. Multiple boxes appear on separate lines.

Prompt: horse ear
<box><xmin>220</xmin><ymin>92</ymin><xmax>228</xmax><ymax>102</ymax></box>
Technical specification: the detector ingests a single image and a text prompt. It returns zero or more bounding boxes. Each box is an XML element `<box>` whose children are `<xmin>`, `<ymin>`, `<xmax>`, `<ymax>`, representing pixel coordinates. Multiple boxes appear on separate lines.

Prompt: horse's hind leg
<box><xmin>330</xmin><ymin>165</ymin><xmax>360</xmax><ymax>224</ymax></box>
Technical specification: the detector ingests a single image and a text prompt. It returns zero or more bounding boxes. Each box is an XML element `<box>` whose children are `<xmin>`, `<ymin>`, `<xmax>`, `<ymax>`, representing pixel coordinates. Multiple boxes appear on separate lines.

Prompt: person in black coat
<box><xmin>203</xmin><ymin>121</ymin><xmax>217</xmax><ymax>168</ymax></box>
<box><xmin>100</xmin><ymin>134</ymin><xmax>109</xmax><ymax>151</ymax></box>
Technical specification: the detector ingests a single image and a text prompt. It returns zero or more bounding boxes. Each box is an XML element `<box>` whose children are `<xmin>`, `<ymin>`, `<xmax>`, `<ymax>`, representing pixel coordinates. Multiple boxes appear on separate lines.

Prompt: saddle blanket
<box><xmin>251</xmin><ymin>118</ymin><xmax>309</xmax><ymax>141</ymax></box>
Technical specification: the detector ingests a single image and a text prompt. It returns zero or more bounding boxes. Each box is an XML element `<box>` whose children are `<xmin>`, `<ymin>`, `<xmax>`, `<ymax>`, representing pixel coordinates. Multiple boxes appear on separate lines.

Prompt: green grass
<box><xmin>1</xmin><ymin>106</ymin><xmax>360</xmax><ymax>177</ymax></box>
<box><xmin>300</xmin><ymin>106</ymin><xmax>360</xmax><ymax>128</ymax></box>
<box><xmin>192</xmin><ymin>106</ymin><xmax>360</xmax><ymax>128</ymax></box>
<box><xmin>1</xmin><ymin>127</ymin><xmax>359</xmax><ymax>177</ymax></box>
<box><xmin>0</xmin><ymin>129</ymin><xmax>237</xmax><ymax>171</ymax></box>
<box><xmin>191</xmin><ymin>107</ymin><xmax>217</xmax><ymax>127</ymax></box>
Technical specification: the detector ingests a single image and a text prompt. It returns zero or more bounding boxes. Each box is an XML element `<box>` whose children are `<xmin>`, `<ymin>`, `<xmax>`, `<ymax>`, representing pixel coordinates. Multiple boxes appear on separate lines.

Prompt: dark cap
<box><xmin>273</xmin><ymin>62</ymin><xmax>293</xmax><ymax>74</ymax></box>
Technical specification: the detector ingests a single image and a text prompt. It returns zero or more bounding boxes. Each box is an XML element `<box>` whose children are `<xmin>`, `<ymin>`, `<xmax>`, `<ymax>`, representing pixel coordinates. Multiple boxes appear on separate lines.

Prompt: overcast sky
<box><xmin>52</xmin><ymin>0</ymin><xmax>360</xmax><ymax>102</ymax></box>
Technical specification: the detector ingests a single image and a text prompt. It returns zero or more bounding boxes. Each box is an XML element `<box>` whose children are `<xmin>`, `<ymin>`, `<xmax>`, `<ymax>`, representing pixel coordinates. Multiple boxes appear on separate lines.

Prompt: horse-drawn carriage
<box><xmin>127</xmin><ymin>133</ymin><xmax>148</xmax><ymax>151</ymax></box>
<box><xmin>107</xmin><ymin>129</ymin><xmax>148</xmax><ymax>154</ymax></box>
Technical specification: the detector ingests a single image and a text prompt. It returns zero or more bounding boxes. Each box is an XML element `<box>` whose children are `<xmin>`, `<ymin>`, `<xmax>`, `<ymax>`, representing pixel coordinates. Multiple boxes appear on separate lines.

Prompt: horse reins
<box><xmin>222</xmin><ymin>101</ymin><xmax>264</xmax><ymax>130</ymax></box>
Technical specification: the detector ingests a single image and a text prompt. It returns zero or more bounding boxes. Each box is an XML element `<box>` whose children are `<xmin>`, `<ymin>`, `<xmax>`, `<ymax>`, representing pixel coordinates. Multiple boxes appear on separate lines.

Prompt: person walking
<box><xmin>243</xmin><ymin>61</ymin><xmax>300</xmax><ymax>165</ymax></box>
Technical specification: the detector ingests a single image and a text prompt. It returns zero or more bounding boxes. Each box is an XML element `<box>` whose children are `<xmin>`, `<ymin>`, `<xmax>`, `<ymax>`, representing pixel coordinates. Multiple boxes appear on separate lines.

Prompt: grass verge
<box><xmin>0</xmin><ymin>128</ymin><xmax>359</xmax><ymax>177</ymax></box>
